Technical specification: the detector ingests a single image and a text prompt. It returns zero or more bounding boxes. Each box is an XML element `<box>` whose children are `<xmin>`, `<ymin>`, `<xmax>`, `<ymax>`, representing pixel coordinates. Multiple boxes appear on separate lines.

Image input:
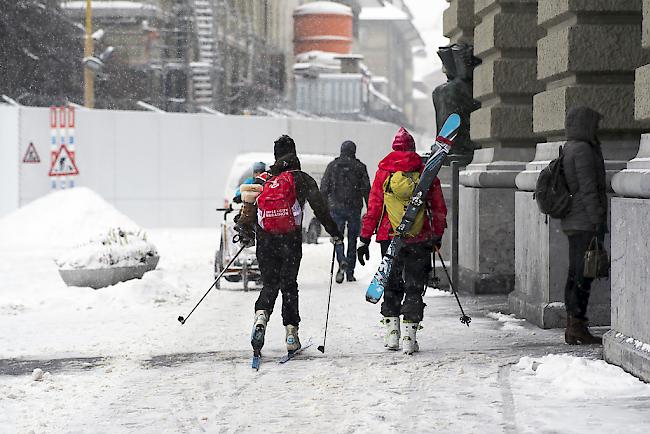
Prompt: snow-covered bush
<box><xmin>55</xmin><ymin>228</ymin><xmax>158</xmax><ymax>270</ymax></box>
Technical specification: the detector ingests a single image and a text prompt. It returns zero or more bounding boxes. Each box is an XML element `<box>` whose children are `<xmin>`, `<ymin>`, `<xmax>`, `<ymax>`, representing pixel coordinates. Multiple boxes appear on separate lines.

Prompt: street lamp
<box><xmin>83</xmin><ymin>0</ymin><xmax>93</xmax><ymax>108</ymax></box>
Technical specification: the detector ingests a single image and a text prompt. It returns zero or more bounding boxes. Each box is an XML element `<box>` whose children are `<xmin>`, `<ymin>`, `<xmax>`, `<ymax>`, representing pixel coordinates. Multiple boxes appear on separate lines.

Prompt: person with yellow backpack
<box><xmin>357</xmin><ymin>127</ymin><xmax>447</xmax><ymax>354</ymax></box>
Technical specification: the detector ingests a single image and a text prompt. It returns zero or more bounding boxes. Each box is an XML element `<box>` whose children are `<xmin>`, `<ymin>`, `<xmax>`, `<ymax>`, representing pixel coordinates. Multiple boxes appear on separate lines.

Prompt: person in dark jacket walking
<box><xmin>237</xmin><ymin>135</ymin><xmax>343</xmax><ymax>355</ymax></box>
<box><xmin>320</xmin><ymin>140</ymin><xmax>371</xmax><ymax>283</ymax></box>
<box><xmin>356</xmin><ymin>128</ymin><xmax>447</xmax><ymax>354</ymax></box>
<box><xmin>561</xmin><ymin>106</ymin><xmax>607</xmax><ymax>345</ymax></box>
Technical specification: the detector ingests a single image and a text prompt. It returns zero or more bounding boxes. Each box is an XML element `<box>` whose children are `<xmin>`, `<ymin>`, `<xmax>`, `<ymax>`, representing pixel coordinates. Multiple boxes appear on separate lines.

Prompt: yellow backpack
<box><xmin>382</xmin><ymin>171</ymin><xmax>425</xmax><ymax>237</ymax></box>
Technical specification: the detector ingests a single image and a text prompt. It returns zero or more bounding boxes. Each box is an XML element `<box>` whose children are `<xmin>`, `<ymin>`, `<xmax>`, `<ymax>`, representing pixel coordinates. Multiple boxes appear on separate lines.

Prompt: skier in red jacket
<box><xmin>357</xmin><ymin>127</ymin><xmax>447</xmax><ymax>354</ymax></box>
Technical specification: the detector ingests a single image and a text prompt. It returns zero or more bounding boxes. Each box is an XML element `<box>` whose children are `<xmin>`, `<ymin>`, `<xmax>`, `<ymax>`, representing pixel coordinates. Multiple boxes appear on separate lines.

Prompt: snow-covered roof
<box><xmin>412</xmin><ymin>87</ymin><xmax>428</xmax><ymax>100</ymax></box>
<box><xmin>359</xmin><ymin>3</ymin><xmax>424</xmax><ymax>46</ymax></box>
<box><xmin>359</xmin><ymin>3</ymin><xmax>408</xmax><ymax>21</ymax></box>
<box><xmin>62</xmin><ymin>1</ymin><xmax>156</xmax><ymax>10</ymax></box>
<box><xmin>294</xmin><ymin>1</ymin><xmax>353</xmax><ymax>17</ymax></box>
<box><xmin>61</xmin><ymin>1</ymin><xmax>159</xmax><ymax>18</ymax></box>
<box><xmin>296</xmin><ymin>50</ymin><xmax>342</xmax><ymax>67</ymax></box>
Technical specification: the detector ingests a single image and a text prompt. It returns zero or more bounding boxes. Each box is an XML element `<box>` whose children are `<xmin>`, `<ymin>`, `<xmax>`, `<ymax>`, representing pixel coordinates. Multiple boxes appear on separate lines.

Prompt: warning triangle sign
<box><xmin>49</xmin><ymin>145</ymin><xmax>79</xmax><ymax>176</ymax></box>
<box><xmin>22</xmin><ymin>142</ymin><xmax>41</xmax><ymax>163</ymax></box>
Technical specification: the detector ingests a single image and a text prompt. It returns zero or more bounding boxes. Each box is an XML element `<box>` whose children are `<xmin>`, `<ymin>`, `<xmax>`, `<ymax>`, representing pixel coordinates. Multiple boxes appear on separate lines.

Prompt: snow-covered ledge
<box><xmin>611</xmin><ymin>134</ymin><xmax>650</xmax><ymax>198</ymax></box>
<box><xmin>514</xmin><ymin>142</ymin><xmax>563</xmax><ymax>192</ymax></box>
<box><xmin>604</xmin><ymin>133</ymin><xmax>650</xmax><ymax>383</ymax></box>
<box><xmin>459</xmin><ymin>147</ymin><xmax>534</xmax><ymax>188</ymax></box>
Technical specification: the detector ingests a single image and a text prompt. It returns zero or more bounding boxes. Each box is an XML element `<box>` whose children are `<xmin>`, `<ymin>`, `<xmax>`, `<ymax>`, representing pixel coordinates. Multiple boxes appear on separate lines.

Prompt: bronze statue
<box><xmin>432</xmin><ymin>43</ymin><xmax>481</xmax><ymax>165</ymax></box>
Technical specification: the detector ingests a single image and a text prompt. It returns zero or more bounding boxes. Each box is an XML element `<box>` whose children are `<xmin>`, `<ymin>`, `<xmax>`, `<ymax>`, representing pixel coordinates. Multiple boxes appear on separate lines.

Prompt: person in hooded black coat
<box><xmin>560</xmin><ymin>106</ymin><xmax>607</xmax><ymax>345</ymax></box>
<box><xmin>320</xmin><ymin>140</ymin><xmax>371</xmax><ymax>283</ymax></box>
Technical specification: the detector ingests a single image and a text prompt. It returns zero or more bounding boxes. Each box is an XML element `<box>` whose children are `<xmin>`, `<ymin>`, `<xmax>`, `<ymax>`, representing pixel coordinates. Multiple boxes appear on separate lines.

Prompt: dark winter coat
<box><xmin>561</xmin><ymin>107</ymin><xmax>607</xmax><ymax>233</ymax></box>
<box><xmin>269</xmin><ymin>153</ymin><xmax>342</xmax><ymax>239</ymax></box>
<box><xmin>360</xmin><ymin>129</ymin><xmax>447</xmax><ymax>244</ymax></box>
<box><xmin>320</xmin><ymin>141</ymin><xmax>371</xmax><ymax>211</ymax></box>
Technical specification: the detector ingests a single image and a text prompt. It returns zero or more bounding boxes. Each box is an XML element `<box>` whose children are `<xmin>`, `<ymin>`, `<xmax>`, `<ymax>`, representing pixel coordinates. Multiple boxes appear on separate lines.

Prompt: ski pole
<box><xmin>435</xmin><ymin>246</ymin><xmax>471</xmax><ymax>327</ymax></box>
<box><xmin>178</xmin><ymin>244</ymin><xmax>247</xmax><ymax>325</ymax></box>
<box><xmin>317</xmin><ymin>245</ymin><xmax>337</xmax><ymax>353</ymax></box>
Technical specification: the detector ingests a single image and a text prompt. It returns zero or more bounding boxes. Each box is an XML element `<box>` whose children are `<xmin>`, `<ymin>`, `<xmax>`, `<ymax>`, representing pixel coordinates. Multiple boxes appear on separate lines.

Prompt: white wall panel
<box><xmin>114</xmin><ymin>111</ymin><xmax>160</xmax><ymax>200</ymax></box>
<box><xmin>0</xmin><ymin>106</ymin><xmax>20</xmax><ymax>217</ymax></box>
<box><xmin>6</xmin><ymin>107</ymin><xmax>400</xmax><ymax>227</ymax></box>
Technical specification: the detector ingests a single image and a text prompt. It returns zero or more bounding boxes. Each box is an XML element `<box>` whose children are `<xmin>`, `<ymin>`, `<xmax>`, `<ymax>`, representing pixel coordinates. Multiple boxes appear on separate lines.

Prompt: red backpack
<box><xmin>257</xmin><ymin>171</ymin><xmax>303</xmax><ymax>234</ymax></box>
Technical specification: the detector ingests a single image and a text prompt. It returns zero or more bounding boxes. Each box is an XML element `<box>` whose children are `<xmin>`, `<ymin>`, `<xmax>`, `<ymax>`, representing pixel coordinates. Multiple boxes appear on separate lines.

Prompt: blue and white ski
<box><xmin>366</xmin><ymin>114</ymin><xmax>461</xmax><ymax>304</ymax></box>
<box><xmin>278</xmin><ymin>338</ymin><xmax>313</xmax><ymax>364</ymax></box>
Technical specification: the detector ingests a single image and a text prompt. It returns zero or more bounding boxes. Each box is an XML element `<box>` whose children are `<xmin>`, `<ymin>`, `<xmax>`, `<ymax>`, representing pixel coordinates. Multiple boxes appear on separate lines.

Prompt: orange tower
<box><xmin>293</xmin><ymin>1</ymin><xmax>353</xmax><ymax>55</ymax></box>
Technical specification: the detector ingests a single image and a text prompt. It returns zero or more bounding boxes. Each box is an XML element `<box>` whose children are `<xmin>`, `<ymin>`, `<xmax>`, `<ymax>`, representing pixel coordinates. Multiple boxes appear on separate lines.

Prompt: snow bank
<box><xmin>55</xmin><ymin>228</ymin><xmax>157</xmax><ymax>270</ymax></box>
<box><xmin>514</xmin><ymin>354</ymin><xmax>650</xmax><ymax>399</ymax></box>
<box><xmin>0</xmin><ymin>188</ymin><xmax>138</xmax><ymax>251</ymax></box>
<box><xmin>487</xmin><ymin>311</ymin><xmax>525</xmax><ymax>330</ymax></box>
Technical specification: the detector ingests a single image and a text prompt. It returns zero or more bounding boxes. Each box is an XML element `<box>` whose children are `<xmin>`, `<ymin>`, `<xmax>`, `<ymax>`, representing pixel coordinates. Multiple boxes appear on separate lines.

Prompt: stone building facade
<box><xmin>444</xmin><ymin>0</ymin><xmax>650</xmax><ymax>382</ymax></box>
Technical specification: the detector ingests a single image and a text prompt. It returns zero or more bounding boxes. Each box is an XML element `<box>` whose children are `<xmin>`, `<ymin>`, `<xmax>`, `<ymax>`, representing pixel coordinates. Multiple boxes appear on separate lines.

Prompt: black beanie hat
<box><xmin>274</xmin><ymin>135</ymin><xmax>296</xmax><ymax>159</ymax></box>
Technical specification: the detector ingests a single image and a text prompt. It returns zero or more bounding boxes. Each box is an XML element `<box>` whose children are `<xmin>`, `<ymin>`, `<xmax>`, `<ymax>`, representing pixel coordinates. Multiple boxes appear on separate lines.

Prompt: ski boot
<box><xmin>382</xmin><ymin>317</ymin><xmax>400</xmax><ymax>350</ymax></box>
<box><xmin>402</xmin><ymin>320</ymin><xmax>420</xmax><ymax>355</ymax></box>
<box><xmin>285</xmin><ymin>325</ymin><xmax>301</xmax><ymax>354</ymax></box>
<box><xmin>251</xmin><ymin>310</ymin><xmax>269</xmax><ymax>354</ymax></box>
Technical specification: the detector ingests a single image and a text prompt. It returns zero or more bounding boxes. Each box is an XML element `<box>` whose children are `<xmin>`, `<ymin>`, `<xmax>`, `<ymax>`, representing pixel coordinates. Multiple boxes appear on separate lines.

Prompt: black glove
<box><xmin>330</xmin><ymin>236</ymin><xmax>344</xmax><ymax>245</ymax></box>
<box><xmin>234</xmin><ymin>223</ymin><xmax>255</xmax><ymax>248</ymax></box>
<box><xmin>432</xmin><ymin>236</ymin><xmax>442</xmax><ymax>250</ymax></box>
<box><xmin>233</xmin><ymin>195</ymin><xmax>243</xmax><ymax>204</ymax></box>
<box><xmin>357</xmin><ymin>237</ymin><xmax>371</xmax><ymax>266</ymax></box>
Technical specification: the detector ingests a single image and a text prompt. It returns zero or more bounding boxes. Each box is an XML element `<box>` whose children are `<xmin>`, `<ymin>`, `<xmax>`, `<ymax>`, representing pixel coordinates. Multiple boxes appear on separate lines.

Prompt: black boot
<box><xmin>336</xmin><ymin>261</ymin><xmax>346</xmax><ymax>284</ymax></box>
<box><xmin>565</xmin><ymin>316</ymin><xmax>602</xmax><ymax>345</ymax></box>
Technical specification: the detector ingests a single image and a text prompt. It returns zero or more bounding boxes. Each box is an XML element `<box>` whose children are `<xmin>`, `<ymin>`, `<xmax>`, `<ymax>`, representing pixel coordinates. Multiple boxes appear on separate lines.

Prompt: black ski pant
<box><xmin>380</xmin><ymin>240</ymin><xmax>431</xmax><ymax>323</ymax></box>
<box><xmin>254</xmin><ymin>230</ymin><xmax>302</xmax><ymax>326</ymax></box>
<box><xmin>564</xmin><ymin>231</ymin><xmax>596</xmax><ymax>320</ymax></box>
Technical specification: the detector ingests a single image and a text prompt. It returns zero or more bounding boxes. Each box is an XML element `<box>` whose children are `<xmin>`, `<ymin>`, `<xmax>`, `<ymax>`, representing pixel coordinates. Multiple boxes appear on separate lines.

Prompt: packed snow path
<box><xmin>1</xmin><ymin>229</ymin><xmax>650</xmax><ymax>433</ymax></box>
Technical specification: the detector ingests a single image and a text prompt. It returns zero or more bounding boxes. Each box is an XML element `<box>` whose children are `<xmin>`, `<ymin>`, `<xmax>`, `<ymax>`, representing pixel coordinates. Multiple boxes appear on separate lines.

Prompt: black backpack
<box><xmin>534</xmin><ymin>147</ymin><xmax>572</xmax><ymax>219</ymax></box>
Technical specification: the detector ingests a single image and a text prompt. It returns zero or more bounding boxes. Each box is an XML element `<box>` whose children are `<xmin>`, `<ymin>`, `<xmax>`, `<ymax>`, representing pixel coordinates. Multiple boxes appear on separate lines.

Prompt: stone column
<box><xmin>510</xmin><ymin>0</ymin><xmax>648</xmax><ymax>328</ymax></box>
<box><xmin>443</xmin><ymin>0</ymin><xmax>475</xmax><ymax>44</ymax></box>
<box><xmin>603</xmin><ymin>0</ymin><xmax>650</xmax><ymax>383</ymax></box>
<box><xmin>457</xmin><ymin>0</ymin><xmax>539</xmax><ymax>294</ymax></box>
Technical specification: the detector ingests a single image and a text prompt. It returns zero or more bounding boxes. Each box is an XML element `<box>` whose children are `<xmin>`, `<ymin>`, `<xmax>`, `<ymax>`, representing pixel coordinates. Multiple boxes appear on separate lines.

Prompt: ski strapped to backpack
<box><xmin>365</xmin><ymin>114</ymin><xmax>461</xmax><ymax>304</ymax></box>
<box><xmin>257</xmin><ymin>170</ymin><xmax>303</xmax><ymax>234</ymax></box>
<box><xmin>534</xmin><ymin>146</ymin><xmax>572</xmax><ymax>222</ymax></box>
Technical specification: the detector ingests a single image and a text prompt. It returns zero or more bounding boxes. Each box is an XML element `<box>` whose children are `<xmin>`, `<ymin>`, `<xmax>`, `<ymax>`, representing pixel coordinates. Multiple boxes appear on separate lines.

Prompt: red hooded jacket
<box><xmin>360</xmin><ymin>128</ymin><xmax>447</xmax><ymax>243</ymax></box>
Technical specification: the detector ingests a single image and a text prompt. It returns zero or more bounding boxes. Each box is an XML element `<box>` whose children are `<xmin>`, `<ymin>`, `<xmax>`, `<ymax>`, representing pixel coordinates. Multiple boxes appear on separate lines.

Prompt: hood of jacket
<box><xmin>378</xmin><ymin>150</ymin><xmax>423</xmax><ymax>173</ymax></box>
<box><xmin>340</xmin><ymin>140</ymin><xmax>356</xmax><ymax>158</ymax></box>
<box><xmin>565</xmin><ymin>106</ymin><xmax>602</xmax><ymax>144</ymax></box>
<box><xmin>392</xmin><ymin>127</ymin><xmax>416</xmax><ymax>152</ymax></box>
<box><xmin>270</xmin><ymin>153</ymin><xmax>301</xmax><ymax>175</ymax></box>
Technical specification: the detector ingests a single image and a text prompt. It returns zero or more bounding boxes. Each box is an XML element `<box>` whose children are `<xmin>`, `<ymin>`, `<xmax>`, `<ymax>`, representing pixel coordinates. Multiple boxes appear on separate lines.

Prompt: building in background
<box><xmin>292</xmin><ymin>0</ymin><xmax>424</xmax><ymax>127</ymax></box>
<box><xmin>60</xmin><ymin>0</ymin><xmax>298</xmax><ymax>113</ymax></box>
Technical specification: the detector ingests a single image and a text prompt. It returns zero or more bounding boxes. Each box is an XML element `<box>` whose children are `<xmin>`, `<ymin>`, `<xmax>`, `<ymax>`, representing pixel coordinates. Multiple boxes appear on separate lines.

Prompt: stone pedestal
<box><xmin>603</xmin><ymin>136</ymin><xmax>650</xmax><ymax>381</ymax></box>
<box><xmin>457</xmin><ymin>147</ymin><xmax>533</xmax><ymax>294</ymax></box>
<box><xmin>443</xmin><ymin>0</ymin><xmax>475</xmax><ymax>44</ymax></box>
<box><xmin>508</xmin><ymin>143</ymin><xmax>613</xmax><ymax>328</ymax></box>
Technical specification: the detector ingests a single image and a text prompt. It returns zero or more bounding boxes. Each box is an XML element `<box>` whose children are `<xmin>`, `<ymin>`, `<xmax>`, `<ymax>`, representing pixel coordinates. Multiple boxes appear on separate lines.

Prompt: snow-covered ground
<box><xmin>1</xmin><ymin>190</ymin><xmax>650</xmax><ymax>433</ymax></box>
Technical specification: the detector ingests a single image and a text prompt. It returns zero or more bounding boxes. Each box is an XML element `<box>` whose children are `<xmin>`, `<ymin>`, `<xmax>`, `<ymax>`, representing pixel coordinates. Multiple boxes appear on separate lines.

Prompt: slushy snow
<box><xmin>2</xmin><ymin>188</ymin><xmax>650</xmax><ymax>433</ymax></box>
